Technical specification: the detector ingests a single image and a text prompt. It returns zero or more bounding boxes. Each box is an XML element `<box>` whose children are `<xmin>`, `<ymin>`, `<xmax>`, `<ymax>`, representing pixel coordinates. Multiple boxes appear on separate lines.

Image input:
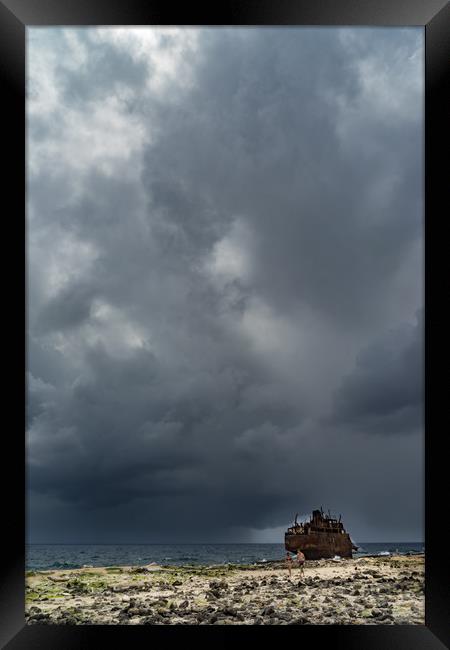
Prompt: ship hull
<box><xmin>285</xmin><ymin>532</ymin><xmax>353</xmax><ymax>559</ymax></box>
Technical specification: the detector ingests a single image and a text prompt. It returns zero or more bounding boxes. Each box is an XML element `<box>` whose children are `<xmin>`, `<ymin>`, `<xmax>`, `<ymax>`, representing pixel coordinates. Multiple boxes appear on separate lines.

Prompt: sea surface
<box><xmin>26</xmin><ymin>542</ymin><xmax>424</xmax><ymax>571</ymax></box>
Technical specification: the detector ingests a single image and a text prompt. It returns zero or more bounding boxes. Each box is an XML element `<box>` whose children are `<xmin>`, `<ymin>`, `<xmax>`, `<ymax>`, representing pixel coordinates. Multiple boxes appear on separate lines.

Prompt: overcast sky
<box><xmin>26</xmin><ymin>27</ymin><xmax>424</xmax><ymax>544</ymax></box>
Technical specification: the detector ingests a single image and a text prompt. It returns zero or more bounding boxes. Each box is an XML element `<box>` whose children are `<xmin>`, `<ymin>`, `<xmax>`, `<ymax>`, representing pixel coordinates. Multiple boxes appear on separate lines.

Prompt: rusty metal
<box><xmin>284</xmin><ymin>509</ymin><xmax>358</xmax><ymax>560</ymax></box>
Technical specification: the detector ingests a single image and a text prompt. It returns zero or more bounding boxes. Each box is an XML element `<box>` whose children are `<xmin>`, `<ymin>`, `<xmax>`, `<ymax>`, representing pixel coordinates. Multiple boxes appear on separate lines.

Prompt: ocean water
<box><xmin>26</xmin><ymin>542</ymin><xmax>424</xmax><ymax>571</ymax></box>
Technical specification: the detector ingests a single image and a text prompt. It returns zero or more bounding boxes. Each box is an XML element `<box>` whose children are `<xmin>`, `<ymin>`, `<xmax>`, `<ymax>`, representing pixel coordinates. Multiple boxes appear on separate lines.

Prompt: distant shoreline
<box><xmin>26</xmin><ymin>541</ymin><xmax>425</xmax><ymax>544</ymax></box>
<box><xmin>26</xmin><ymin>551</ymin><xmax>426</xmax><ymax>572</ymax></box>
<box><xmin>26</xmin><ymin>552</ymin><xmax>425</xmax><ymax>572</ymax></box>
<box><xmin>26</xmin><ymin>542</ymin><xmax>425</xmax><ymax>572</ymax></box>
<box><xmin>26</xmin><ymin>551</ymin><xmax>426</xmax><ymax>574</ymax></box>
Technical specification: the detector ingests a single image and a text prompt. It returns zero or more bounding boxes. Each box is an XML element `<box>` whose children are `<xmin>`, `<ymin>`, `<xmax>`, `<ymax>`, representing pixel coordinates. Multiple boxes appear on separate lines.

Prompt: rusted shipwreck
<box><xmin>285</xmin><ymin>508</ymin><xmax>358</xmax><ymax>560</ymax></box>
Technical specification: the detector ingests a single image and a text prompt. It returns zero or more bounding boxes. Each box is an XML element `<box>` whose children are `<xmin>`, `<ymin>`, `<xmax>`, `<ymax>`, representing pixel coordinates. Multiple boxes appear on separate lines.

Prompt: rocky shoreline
<box><xmin>25</xmin><ymin>553</ymin><xmax>424</xmax><ymax>625</ymax></box>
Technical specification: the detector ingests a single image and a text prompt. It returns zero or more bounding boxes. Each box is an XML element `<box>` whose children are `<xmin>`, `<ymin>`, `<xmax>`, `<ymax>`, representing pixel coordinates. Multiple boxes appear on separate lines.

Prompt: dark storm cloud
<box><xmin>141</xmin><ymin>28</ymin><xmax>422</xmax><ymax>330</ymax></box>
<box><xmin>36</xmin><ymin>282</ymin><xmax>97</xmax><ymax>333</ymax></box>
<box><xmin>26</xmin><ymin>27</ymin><xmax>424</xmax><ymax>542</ymax></box>
<box><xmin>332</xmin><ymin>310</ymin><xmax>423</xmax><ymax>434</ymax></box>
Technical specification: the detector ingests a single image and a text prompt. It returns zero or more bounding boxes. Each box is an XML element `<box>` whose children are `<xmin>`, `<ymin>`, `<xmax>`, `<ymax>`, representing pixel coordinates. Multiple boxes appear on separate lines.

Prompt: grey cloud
<box><xmin>57</xmin><ymin>33</ymin><xmax>150</xmax><ymax>105</ymax></box>
<box><xmin>27</xmin><ymin>335</ymin><xmax>302</xmax><ymax>511</ymax></box>
<box><xmin>331</xmin><ymin>311</ymin><xmax>423</xmax><ymax>433</ymax></box>
<box><xmin>36</xmin><ymin>282</ymin><xmax>97</xmax><ymax>333</ymax></box>
<box><xmin>26</xmin><ymin>335</ymin><xmax>73</xmax><ymax>387</ymax></box>
<box><xmin>138</xmin><ymin>28</ymin><xmax>422</xmax><ymax>332</ymax></box>
<box><xmin>26</xmin><ymin>27</ymin><xmax>424</xmax><ymax>543</ymax></box>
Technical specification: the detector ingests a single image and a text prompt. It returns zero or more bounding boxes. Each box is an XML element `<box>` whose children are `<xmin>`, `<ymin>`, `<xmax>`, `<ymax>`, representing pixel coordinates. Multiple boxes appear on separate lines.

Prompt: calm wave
<box><xmin>26</xmin><ymin>542</ymin><xmax>424</xmax><ymax>571</ymax></box>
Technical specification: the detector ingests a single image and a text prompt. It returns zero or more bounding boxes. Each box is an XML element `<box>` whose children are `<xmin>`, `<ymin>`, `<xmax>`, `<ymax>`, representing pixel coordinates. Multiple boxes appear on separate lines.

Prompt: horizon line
<box><xmin>26</xmin><ymin>540</ymin><xmax>425</xmax><ymax>546</ymax></box>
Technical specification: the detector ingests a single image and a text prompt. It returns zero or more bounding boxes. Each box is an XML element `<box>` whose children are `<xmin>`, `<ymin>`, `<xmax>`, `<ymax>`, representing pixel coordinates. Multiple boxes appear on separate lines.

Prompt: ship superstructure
<box><xmin>285</xmin><ymin>508</ymin><xmax>358</xmax><ymax>560</ymax></box>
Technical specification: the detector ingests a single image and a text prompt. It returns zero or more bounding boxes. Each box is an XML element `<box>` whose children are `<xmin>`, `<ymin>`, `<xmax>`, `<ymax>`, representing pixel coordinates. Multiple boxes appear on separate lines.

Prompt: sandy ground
<box><xmin>25</xmin><ymin>554</ymin><xmax>425</xmax><ymax>625</ymax></box>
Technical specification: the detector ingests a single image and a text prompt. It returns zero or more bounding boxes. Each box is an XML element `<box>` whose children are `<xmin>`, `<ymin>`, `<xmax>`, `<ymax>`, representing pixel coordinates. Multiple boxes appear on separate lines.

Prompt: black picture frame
<box><xmin>2</xmin><ymin>0</ymin><xmax>449</xmax><ymax>647</ymax></box>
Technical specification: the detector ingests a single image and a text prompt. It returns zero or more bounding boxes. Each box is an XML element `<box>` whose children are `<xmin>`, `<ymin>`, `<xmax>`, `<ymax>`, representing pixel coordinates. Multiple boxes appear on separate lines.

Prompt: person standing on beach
<box><xmin>296</xmin><ymin>550</ymin><xmax>305</xmax><ymax>577</ymax></box>
<box><xmin>285</xmin><ymin>551</ymin><xmax>293</xmax><ymax>578</ymax></box>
